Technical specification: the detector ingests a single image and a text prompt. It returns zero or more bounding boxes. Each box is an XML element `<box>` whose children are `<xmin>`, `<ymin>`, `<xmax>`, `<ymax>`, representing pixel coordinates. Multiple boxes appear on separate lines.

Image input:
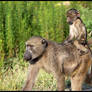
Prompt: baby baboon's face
<box><xmin>24</xmin><ymin>36</ymin><xmax>48</xmax><ymax>63</ymax></box>
<box><xmin>66</xmin><ymin>8</ymin><xmax>80</xmax><ymax>25</ymax></box>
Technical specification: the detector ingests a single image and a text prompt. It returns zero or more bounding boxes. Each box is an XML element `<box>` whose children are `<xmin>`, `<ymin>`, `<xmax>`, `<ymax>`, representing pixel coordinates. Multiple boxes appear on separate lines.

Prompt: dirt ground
<box><xmin>65</xmin><ymin>83</ymin><xmax>92</xmax><ymax>91</ymax></box>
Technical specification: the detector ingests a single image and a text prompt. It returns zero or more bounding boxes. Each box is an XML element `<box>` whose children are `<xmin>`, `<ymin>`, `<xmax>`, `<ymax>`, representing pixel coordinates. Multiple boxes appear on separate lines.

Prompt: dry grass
<box><xmin>0</xmin><ymin>58</ymin><xmax>71</xmax><ymax>91</ymax></box>
<box><xmin>0</xmin><ymin>58</ymin><xmax>57</xmax><ymax>91</ymax></box>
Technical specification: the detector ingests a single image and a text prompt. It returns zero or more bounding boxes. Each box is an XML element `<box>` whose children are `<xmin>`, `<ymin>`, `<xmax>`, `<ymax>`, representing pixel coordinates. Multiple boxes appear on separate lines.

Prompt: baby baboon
<box><xmin>63</xmin><ymin>8</ymin><xmax>91</xmax><ymax>55</ymax></box>
<box><xmin>22</xmin><ymin>36</ymin><xmax>92</xmax><ymax>91</ymax></box>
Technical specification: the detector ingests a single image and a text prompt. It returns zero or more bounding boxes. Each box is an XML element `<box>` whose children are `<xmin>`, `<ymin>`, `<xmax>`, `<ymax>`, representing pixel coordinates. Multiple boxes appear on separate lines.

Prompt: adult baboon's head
<box><xmin>24</xmin><ymin>36</ymin><xmax>48</xmax><ymax>64</ymax></box>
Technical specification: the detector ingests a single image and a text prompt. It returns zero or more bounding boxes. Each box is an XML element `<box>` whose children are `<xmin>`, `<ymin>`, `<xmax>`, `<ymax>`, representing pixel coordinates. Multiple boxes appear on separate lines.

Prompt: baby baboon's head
<box><xmin>66</xmin><ymin>8</ymin><xmax>80</xmax><ymax>24</ymax></box>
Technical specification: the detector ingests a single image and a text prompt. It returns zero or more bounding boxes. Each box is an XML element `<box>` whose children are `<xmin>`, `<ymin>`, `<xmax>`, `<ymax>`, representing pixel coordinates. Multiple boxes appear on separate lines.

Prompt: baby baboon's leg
<box><xmin>74</xmin><ymin>40</ymin><xmax>88</xmax><ymax>52</ymax></box>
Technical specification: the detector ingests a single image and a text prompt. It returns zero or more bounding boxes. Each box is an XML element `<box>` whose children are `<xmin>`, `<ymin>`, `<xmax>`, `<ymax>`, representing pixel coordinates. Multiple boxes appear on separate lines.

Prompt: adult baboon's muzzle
<box><xmin>24</xmin><ymin>50</ymin><xmax>32</xmax><ymax>61</ymax></box>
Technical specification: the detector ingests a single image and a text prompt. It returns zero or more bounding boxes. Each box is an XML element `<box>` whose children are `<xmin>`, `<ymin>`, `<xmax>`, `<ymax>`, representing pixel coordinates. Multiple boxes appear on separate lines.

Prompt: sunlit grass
<box><xmin>0</xmin><ymin>58</ymin><xmax>28</xmax><ymax>91</ymax></box>
<box><xmin>0</xmin><ymin>58</ymin><xmax>70</xmax><ymax>91</ymax></box>
<box><xmin>0</xmin><ymin>58</ymin><xmax>57</xmax><ymax>91</ymax></box>
<box><xmin>33</xmin><ymin>69</ymin><xmax>57</xmax><ymax>91</ymax></box>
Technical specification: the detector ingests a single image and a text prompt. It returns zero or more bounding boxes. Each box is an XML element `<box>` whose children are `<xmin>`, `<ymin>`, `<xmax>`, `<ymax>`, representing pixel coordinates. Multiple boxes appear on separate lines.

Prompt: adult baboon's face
<box><xmin>24</xmin><ymin>36</ymin><xmax>48</xmax><ymax>64</ymax></box>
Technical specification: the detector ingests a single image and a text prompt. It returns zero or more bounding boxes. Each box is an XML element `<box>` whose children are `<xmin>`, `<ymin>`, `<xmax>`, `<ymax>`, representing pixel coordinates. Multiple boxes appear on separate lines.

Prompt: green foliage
<box><xmin>0</xmin><ymin>40</ymin><xmax>4</xmax><ymax>67</ymax></box>
<box><xmin>0</xmin><ymin>1</ymin><xmax>92</xmax><ymax>90</ymax></box>
<box><xmin>0</xmin><ymin>2</ymin><xmax>5</xmax><ymax>67</ymax></box>
<box><xmin>0</xmin><ymin>58</ymin><xmax>29</xmax><ymax>91</ymax></box>
<box><xmin>5</xmin><ymin>2</ymin><xmax>14</xmax><ymax>57</ymax></box>
<box><xmin>0</xmin><ymin>1</ymin><xmax>92</xmax><ymax>62</ymax></box>
<box><xmin>80</xmin><ymin>7</ymin><xmax>92</xmax><ymax>39</ymax></box>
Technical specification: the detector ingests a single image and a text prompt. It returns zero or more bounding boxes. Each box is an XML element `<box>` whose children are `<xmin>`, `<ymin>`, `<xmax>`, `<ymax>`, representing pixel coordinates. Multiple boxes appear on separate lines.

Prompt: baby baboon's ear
<box><xmin>41</xmin><ymin>39</ymin><xmax>48</xmax><ymax>47</ymax></box>
<box><xmin>76</xmin><ymin>12</ymin><xmax>80</xmax><ymax>17</ymax></box>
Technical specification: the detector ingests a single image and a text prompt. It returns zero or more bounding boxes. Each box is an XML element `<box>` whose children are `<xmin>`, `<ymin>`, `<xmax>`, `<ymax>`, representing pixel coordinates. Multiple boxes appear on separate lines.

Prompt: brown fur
<box><xmin>85</xmin><ymin>38</ymin><xmax>92</xmax><ymax>85</ymax></box>
<box><xmin>22</xmin><ymin>36</ymin><xmax>92</xmax><ymax>91</ymax></box>
<box><xmin>64</xmin><ymin>9</ymin><xmax>89</xmax><ymax>54</ymax></box>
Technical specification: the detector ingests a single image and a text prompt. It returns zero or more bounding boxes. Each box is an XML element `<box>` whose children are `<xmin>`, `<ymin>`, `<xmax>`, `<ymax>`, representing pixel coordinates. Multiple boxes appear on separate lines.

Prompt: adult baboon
<box><xmin>22</xmin><ymin>36</ymin><xmax>92</xmax><ymax>91</ymax></box>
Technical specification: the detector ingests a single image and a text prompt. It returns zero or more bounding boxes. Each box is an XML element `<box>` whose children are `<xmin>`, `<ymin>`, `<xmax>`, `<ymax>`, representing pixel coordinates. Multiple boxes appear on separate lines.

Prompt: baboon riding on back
<box><xmin>22</xmin><ymin>9</ymin><xmax>92</xmax><ymax>91</ymax></box>
<box><xmin>63</xmin><ymin>8</ymin><xmax>92</xmax><ymax>56</ymax></box>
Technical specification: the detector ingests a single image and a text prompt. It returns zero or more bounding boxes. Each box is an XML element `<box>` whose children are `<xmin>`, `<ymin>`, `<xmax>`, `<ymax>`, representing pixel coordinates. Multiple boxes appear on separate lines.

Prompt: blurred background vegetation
<box><xmin>0</xmin><ymin>1</ymin><xmax>92</xmax><ymax>91</ymax></box>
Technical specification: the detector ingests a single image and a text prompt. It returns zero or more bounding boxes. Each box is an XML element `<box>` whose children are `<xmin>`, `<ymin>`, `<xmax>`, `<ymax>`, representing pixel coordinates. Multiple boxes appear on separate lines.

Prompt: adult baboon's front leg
<box><xmin>56</xmin><ymin>73</ymin><xmax>65</xmax><ymax>91</ymax></box>
<box><xmin>22</xmin><ymin>65</ymin><xmax>39</xmax><ymax>91</ymax></box>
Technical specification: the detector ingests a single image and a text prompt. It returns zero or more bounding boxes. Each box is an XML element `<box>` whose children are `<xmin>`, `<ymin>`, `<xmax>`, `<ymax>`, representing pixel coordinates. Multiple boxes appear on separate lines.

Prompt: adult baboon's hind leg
<box><xmin>71</xmin><ymin>72</ymin><xmax>86</xmax><ymax>91</ymax></box>
<box><xmin>85</xmin><ymin>65</ymin><xmax>92</xmax><ymax>85</ymax></box>
<box><xmin>22</xmin><ymin>65</ymin><xmax>39</xmax><ymax>91</ymax></box>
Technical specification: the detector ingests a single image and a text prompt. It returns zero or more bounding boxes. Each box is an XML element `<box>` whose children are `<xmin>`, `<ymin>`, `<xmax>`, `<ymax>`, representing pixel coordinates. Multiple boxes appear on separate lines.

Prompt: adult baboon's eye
<box><xmin>26</xmin><ymin>45</ymin><xmax>34</xmax><ymax>51</ymax></box>
<box><xmin>26</xmin><ymin>44</ymin><xmax>34</xmax><ymax>49</ymax></box>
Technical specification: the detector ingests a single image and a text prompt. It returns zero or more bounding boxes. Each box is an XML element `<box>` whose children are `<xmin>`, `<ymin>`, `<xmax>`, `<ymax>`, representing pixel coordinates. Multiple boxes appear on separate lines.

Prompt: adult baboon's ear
<box><xmin>41</xmin><ymin>39</ymin><xmax>48</xmax><ymax>47</ymax></box>
<box><xmin>42</xmin><ymin>39</ymin><xmax>46</xmax><ymax>44</ymax></box>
